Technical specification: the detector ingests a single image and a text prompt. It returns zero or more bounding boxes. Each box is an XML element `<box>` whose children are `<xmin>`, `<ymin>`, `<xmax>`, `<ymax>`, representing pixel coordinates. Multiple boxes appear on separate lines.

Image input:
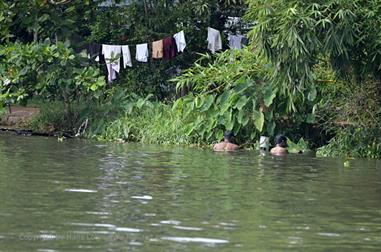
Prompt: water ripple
<box><xmin>161</xmin><ymin>236</ymin><xmax>229</xmax><ymax>244</ymax></box>
<box><xmin>64</xmin><ymin>189</ymin><xmax>97</xmax><ymax>193</ymax></box>
<box><xmin>173</xmin><ymin>226</ymin><xmax>203</xmax><ymax>231</ymax></box>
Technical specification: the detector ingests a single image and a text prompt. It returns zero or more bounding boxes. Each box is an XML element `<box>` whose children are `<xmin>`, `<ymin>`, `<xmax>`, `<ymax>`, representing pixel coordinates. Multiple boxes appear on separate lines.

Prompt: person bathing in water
<box><xmin>213</xmin><ymin>131</ymin><xmax>240</xmax><ymax>151</ymax></box>
<box><xmin>270</xmin><ymin>134</ymin><xmax>288</xmax><ymax>155</ymax></box>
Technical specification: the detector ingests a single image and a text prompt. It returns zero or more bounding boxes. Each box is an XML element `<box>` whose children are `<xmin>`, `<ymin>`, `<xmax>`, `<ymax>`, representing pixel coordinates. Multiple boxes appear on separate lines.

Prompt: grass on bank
<box><xmin>27</xmin><ymin>95</ymin><xmax>194</xmax><ymax>145</ymax></box>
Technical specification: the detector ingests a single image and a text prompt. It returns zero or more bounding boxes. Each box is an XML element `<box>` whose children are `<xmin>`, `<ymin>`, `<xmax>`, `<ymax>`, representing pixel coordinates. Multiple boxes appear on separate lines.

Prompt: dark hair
<box><xmin>224</xmin><ymin>131</ymin><xmax>234</xmax><ymax>141</ymax></box>
<box><xmin>275</xmin><ymin>134</ymin><xmax>287</xmax><ymax>147</ymax></box>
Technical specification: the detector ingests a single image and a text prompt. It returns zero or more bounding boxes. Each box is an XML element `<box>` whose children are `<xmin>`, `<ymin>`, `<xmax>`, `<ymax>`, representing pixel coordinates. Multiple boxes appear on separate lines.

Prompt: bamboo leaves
<box><xmin>246</xmin><ymin>0</ymin><xmax>381</xmax><ymax>93</ymax></box>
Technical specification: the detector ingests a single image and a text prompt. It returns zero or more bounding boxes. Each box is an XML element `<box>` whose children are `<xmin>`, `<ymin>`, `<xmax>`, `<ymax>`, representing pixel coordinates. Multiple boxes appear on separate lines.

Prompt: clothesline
<box><xmin>94</xmin><ymin>30</ymin><xmax>241</xmax><ymax>47</ymax></box>
<box><xmin>88</xmin><ymin>28</ymin><xmax>247</xmax><ymax>83</ymax></box>
<box><xmin>101</xmin><ymin>35</ymin><xmax>184</xmax><ymax>48</ymax></box>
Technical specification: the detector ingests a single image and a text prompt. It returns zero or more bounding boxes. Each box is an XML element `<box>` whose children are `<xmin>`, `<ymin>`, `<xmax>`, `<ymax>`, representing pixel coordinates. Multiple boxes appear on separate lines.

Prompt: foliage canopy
<box><xmin>246</xmin><ymin>0</ymin><xmax>381</xmax><ymax>90</ymax></box>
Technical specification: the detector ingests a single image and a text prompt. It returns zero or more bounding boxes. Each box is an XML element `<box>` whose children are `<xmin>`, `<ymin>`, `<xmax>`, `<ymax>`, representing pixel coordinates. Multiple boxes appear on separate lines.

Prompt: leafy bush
<box><xmin>0</xmin><ymin>41</ymin><xmax>106</xmax><ymax>110</ymax></box>
<box><xmin>86</xmin><ymin>89</ymin><xmax>191</xmax><ymax>144</ymax></box>
<box><xmin>315</xmin><ymin>75</ymin><xmax>381</xmax><ymax>158</ymax></box>
<box><xmin>317</xmin><ymin>127</ymin><xmax>381</xmax><ymax>159</ymax></box>
<box><xmin>172</xmin><ymin>48</ymin><xmax>318</xmax><ymax>145</ymax></box>
<box><xmin>91</xmin><ymin>102</ymin><xmax>191</xmax><ymax>144</ymax></box>
<box><xmin>28</xmin><ymin>100</ymin><xmax>84</xmax><ymax>133</ymax></box>
<box><xmin>316</xmin><ymin>77</ymin><xmax>381</xmax><ymax>133</ymax></box>
<box><xmin>245</xmin><ymin>0</ymin><xmax>381</xmax><ymax>89</ymax></box>
<box><xmin>0</xmin><ymin>1</ymin><xmax>14</xmax><ymax>43</ymax></box>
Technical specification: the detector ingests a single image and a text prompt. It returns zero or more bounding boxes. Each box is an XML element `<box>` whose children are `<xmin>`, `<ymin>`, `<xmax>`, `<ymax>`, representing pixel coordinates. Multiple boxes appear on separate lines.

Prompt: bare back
<box><xmin>270</xmin><ymin>146</ymin><xmax>288</xmax><ymax>155</ymax></box>
<box><xmin>213</xmin><ymin>142</ymin><xmax>240</xmax><ymax>152</ymax></box>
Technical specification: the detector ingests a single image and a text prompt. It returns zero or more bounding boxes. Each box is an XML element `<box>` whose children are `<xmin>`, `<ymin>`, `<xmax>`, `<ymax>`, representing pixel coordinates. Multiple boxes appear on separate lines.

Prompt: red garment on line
<box><xmin>163</xmin><ymin>37</ymin><xmax>177</xmax><ymax>60</ymax></box>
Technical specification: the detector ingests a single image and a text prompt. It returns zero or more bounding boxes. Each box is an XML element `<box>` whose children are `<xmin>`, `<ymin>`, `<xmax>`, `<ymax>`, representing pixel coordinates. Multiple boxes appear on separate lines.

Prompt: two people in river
<box><xmin>213</xmin><ymin>131</ymin><xmax>288</xmax><ymax>155</ymax></box>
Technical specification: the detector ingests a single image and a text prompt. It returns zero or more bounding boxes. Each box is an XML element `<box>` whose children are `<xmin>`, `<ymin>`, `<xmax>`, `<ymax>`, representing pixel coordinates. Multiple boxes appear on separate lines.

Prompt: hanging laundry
<box><xmin>207</xmin><ymin>27</ymin><xmax>222</xmax><ymax>54</ymax></box>
<box><xmin>152</xmin><ymin>40</ymin><xmax>163</xmax><ymax>59</ymax></box>
<box><xmin>88</xmin><ymin>42</ymin><xmax>101</xmax><ymax>62</ymax></box>
<box><xmin>136</xmin><ymin>43</ymin><xmax>149</xmax><ymax>62</ymax></box>
<box><xmin>163</xmin><ymin>37</ymin><xmax>177</xmax><ymax>60</ymax></box>
<box><xmin>228</xmin><ymin>34</ymin><xmax>245</xmax><ymax>49</ymax></box>
<box><xmin>122</xmin><ymin>45</ymin><xmax>132</xmax><ymax>68</ymax></box>
<box><xmin>173</xmin><ymin>30</ymin><xmax>186</xmax><ymax>53</ymax></box>
<box><xmin>102</xmin><ymin>44</ymin><xmax>122</xmax><ymax>83</ymax></box>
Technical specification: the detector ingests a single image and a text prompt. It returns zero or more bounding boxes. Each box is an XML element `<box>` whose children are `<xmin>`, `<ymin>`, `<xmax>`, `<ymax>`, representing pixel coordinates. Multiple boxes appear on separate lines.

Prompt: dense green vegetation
<box><xmin>0</xmin><ymin>41</ymin><xmax>105</xmax><ymax>111</ymax></box>
<box><xmin>244</xmin><ymin>0</ymin><xmax>381</xmax><ymax>158</ymax></box>
<box><xmin>1</xmin><ymin>0</ymin><xmax>380</xmax><ymax>158</ymax></box>
<box><xmin>171</xmin><ymin>49</ymin><xmax>318</xmax><ymax>145</ymax></box>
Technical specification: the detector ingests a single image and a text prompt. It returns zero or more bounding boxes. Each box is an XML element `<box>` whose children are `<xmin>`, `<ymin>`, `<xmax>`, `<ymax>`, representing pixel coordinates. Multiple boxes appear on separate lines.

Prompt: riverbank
<box><xmin>1</xmin><ymin>91</ymin><xmax>380</xmax><ymax>160</ymax></box>
<box><xmin>0</xmin><ymin>105</ymin><xmax>74</xmax><ymax>138</ymax></box>
<box><xmin>0</xmin><ymin>106</ymin><xmax>39</xmax><ymax>127</ymax></box>
<box><xmin>1</xmin><ymin>47</ymin><xmax>380</xmax><ymax>159</ymax></box>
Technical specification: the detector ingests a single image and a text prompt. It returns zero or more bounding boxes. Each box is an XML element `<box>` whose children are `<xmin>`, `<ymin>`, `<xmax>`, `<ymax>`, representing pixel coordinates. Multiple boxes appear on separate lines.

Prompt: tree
<box><xmin>85</xmin><ymin>0</ymin><xmax>247</xmax><ymax>98</ymax></box>
<box><xmin>0</xmin><ymin>41</ymin><xmax>106</xmax><ymax>113</ymax></box>
<box><xmin>245</xmin><ymin>0</ymin><xmax>381</xmax><ymax>94</ymax></box>
<box><xmin>1</xmin><ymin>0</ymin><xmax>248</xmax><ymax>106</ymax></box>
<box><xmin>7</xmin><ymin>0</ymin><xmax>99</xmax><ymax>43</ymax></box>
<box><xmin>0</xmin><ymin>1</ymin><xmax>14</xmax><ymax>43</ymax></box>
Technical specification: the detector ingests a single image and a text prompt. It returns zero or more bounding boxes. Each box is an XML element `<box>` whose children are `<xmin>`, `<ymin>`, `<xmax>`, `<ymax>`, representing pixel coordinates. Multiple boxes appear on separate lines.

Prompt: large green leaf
<box><xmin>266</xmin><ymin>121</ymin><xmax>276</xmax><ymax>135</ymax></box>
<box><xmin>222</xmin><ymin>109</ymin><xmax>232</xmax><ymax>124</ymax></box>
<box><xmin>228</xmin><ymin>92</ymin><xmax>239</xmax><ymax>105</ymax></box>
<box><xmin>216</xmin><ymin>129</ymin><xmax>224</xmax><ymax>141</ymax></box>
<box><xmin>234</xmin><ymin>95</ymin><xmax>248</xmax><ymax>110</ymax></box>
<box><xmin>233</xmin><ymin>78</ymin><xmax>254</xmax><ymax>94</ymax></box>
<box><xmin>217</xmin><ymin>90</ymin><xmax>231</xmax><ymax>106</ymax></box>
<box><xmin>237</xmin><ymin>109</ymin><xmax>249</xmax><ymax>126</ymax></box>
<box><xmin>263</xmin><ymin>86</ymin><xmax>277</xmax><ymax>107</ymax></box>
<box><xmin>200</xmin><ymin>95</ymin><xmax>214</xmax><ymax>112</ymax></box>
<box><xmin>220</xmin><ymin>91</ymin><xmax>236</xmax><ymax>115</ymax></box>
<box><xmin>226</xmin><ymin>117</ymin><xmax>235</xmax><ymax>130</ymax></box>
<box><xmin>206</xmin><ymin>118</ymin><xmax>217</xmax><ymax>131</ymax></box>
<box><xmin>222</xmin><ymin>109</ymin><xmax>235</xmax><ymax>130</ymax></box>
<box><xmin>233</xmin><ymin>124</ymin><xmax>241</xmax><ymax>136</ymax></box>
<box><xmin>253</xmin><ymin>110</ymin><xmax>265</xmax><ymax>132</ymax></box>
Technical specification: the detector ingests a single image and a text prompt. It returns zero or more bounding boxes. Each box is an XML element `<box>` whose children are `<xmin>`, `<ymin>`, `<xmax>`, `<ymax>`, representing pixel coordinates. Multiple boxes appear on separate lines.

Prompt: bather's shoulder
<box><xmin>270</xmin><ymin>147</ymin><xmax>288</xmax><ymax>155</ymax></box>
<box><xmin>213</xmin><ymin>142</ymin><xmax>227</xmax><ymax>151</ymax></box>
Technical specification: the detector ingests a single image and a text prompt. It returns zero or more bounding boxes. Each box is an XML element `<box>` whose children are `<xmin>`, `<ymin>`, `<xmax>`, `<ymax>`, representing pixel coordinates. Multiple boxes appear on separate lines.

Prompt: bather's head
<box><xmin>275</xmin><ymin>134</ymin><xmax>287</xmax><ymax>148</ymax></box>
<box><xmin>224</xmin><ymin>131</ymin><xmax>234</xmax><ymax>142</ymax></box>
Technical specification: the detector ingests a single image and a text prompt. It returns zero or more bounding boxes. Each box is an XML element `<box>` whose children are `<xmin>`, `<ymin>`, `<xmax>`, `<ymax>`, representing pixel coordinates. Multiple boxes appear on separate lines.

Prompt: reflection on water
<box><xmin>0</xmin><ymin>135</ymin><xmax>380</xmax><ymax>251</ymax></box>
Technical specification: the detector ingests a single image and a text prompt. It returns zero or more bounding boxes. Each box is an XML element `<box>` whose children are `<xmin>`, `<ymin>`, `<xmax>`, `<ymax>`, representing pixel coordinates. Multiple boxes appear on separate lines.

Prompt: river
<box><xmin>0</xmin><ymin>135</ymin><xmax>380</xmax><ymax>251</ymax></box>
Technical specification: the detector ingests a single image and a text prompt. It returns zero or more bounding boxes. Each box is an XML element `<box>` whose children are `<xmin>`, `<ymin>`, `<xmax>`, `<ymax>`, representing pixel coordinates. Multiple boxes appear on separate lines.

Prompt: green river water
<box><xmin>0</xmin><ymin>135</ymin><xmax>380</xmax><ymax>251</ymax></box>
